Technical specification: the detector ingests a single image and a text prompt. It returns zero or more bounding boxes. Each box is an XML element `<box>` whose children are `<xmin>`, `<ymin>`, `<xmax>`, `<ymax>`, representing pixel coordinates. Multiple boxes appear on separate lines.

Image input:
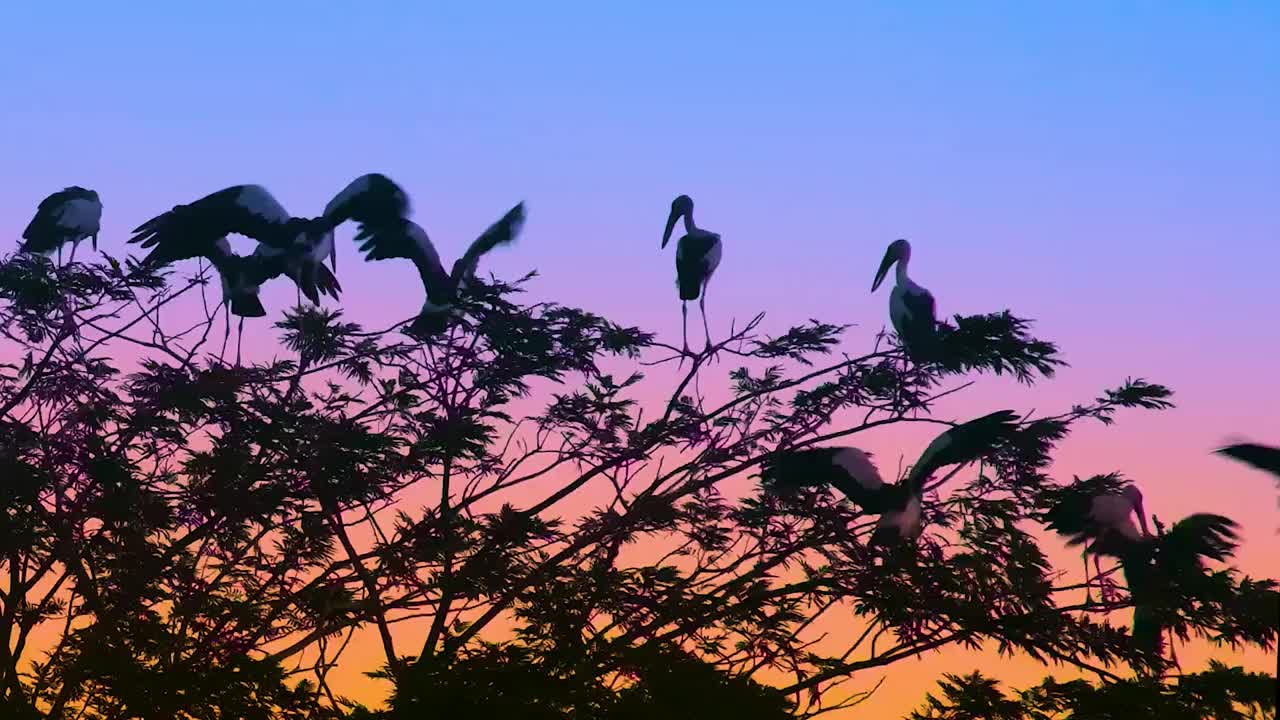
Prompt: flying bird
<box><xmin>351</xmin><ymin>202</ymin><xmax>525</xmax><ymax>338</ymax></box>
<box><xmin>128</xmin><ymin>174</ymin><xmax>411</xmax><ymax>305</ymax></box>
<box><xmin>871</xmin><ymin>238</ymin><xmax>939</xmax><ymax>362</ymax></box>
<box><xmin>661</xmin><ymin>195</ymin><xmax>722</xmax><ymax>358</ymax></box>
<box><xmin>20</xmin><ymin>187</ymin><xmax>103</xmax><ymax>264</ymax></box>
<box><xmin>762</xmin><ymin>409</ymin><xmax>1020</xmax><ymax>546</ymax></box>
<box><xmin>1042</xmin><ymin>475</ymin><xmax>1151</xmax><ymax>602</ymax></box>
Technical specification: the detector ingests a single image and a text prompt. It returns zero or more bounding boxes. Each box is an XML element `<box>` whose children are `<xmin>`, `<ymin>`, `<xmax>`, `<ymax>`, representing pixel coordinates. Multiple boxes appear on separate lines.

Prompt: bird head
<box><xmin>871</xmin><ymin>239</ymin><xmax>912</xmax><ymax>292</ymax></box>
<box><xmin>1122</xmin><ymin>484</ymin><xmax>1152</xmax><ymax>537</ymax></box>
<box><xmin>662</xmin><ymin>195</ymin><xmax>694</xmax><ymax>249</ymax></box>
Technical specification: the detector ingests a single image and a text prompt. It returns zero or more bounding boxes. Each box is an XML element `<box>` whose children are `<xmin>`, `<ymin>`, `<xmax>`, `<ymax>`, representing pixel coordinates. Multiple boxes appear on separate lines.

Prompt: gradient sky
<box><xmin>2</xmin><ymin>2</ymin><xmax>1278</xmax><ymax>716</ymax></box>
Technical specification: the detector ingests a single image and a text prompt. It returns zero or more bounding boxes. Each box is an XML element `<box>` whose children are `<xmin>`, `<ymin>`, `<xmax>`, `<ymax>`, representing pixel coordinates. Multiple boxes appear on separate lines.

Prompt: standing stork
<box><xmin>128</xmin><ymin>173</ymin><xmax>410</xmax><ymax>306</ymax></box>
<box><xmin>1042</xmin><ymin>475</ymin><xmax>1151</xmax><ymax>603</ymax></box>
<box><xmin>661</xmin><ymin>195</ymin><xmax>722</xmax><ymax>358</ymax></box>
<box><xmin>351</xmin><ymin>202</ymin><xmax>525</xmax><ymax>338</ymax></box>
<box><xmin>871</xmin><ymin>238</ymin><xmax>940</xmax><ymax>362</ymax></box>
<box><xmin>762</xmin><ymin>409</ymin><xmax>1020</xmax><ymax>547</ymax></box>
<box><xmin>20</xmin><ymin>187</ymin><xmax>103</xmax><ymax>264</ymax></box>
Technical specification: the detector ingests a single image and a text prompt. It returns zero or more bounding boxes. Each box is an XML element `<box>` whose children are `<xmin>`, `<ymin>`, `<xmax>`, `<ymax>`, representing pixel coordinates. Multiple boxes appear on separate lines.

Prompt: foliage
<box><xmin>0</xmin><ymin>229</ymin><xmax>1274</xmax><ymax>720</ymax></box>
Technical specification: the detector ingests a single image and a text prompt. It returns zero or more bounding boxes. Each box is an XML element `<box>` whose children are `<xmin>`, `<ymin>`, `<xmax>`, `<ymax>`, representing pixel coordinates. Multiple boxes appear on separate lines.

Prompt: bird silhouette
<box><xmin>762</xmin><ymin>410</ymin><xmax>1020</xmax><ymax>547</ymax></box>
<box><xmin>662</xmin><ymin>194</ymin><xmax>722</xmax><ymax>359</ymax></box>
<box><xmin>871</xmin><ymin>238</ymin><xmax>940</xmax><ymax>363</ymax></box>
<box><xmin>351</xmin><ymin>202</ymin><xmax>525</xmax><ymax>338</ymax></box>
<box><xmin>20</xmin><ymin>187</ymin><xmax>103</xmax><ymax>264</ymax></box>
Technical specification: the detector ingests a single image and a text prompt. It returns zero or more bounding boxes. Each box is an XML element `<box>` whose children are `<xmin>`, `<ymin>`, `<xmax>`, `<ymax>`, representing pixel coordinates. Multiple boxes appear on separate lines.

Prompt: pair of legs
<box><xmin>679</xmin><ymin>279</ymin><xmax>713</xmax><ymax>360</ymax></box>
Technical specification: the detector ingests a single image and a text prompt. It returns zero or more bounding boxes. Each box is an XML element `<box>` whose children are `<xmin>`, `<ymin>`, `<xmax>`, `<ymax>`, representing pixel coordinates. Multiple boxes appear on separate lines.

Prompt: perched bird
<box><xmin>128</xmin><ymin>174</ymin><xmax>410</xmax><ymax>305</ymax></box>
<box><xmin>1042</xmin><ymin>476</ymin><xmax>1151</xmax><ymax>602</ymax></box>
<box><xmin>1104</xmin><ymin>513</ymin><xmax>1238</xmax><ymax>657</ymax></box>
<box><xmin>661</xmin><ymin>195</ymin><xmax>722</xmax><ymax>358</ymax></box>
<box><xmin>871</xmin><ymin>238</ymin><xmax>939</xmax><ymax>362</ymax></box>
<box><xmin>351</xmin><ymin>202</ymin><xmax>525</xmax><ymax>338</ymax></box>
<box><xmin>20</xmin><ymin>187</ymin><xmax>103</xmax><ymax>264</ymax></box>
<box><xmin>762</xmin><ymin>409</ymin><xmax>1020</xmax><ymax>546</ymax></box>
<box><xmin>1215</xmin><ymin>443</ymin><xmax>1280</xmax><ymax>479</ymax></box>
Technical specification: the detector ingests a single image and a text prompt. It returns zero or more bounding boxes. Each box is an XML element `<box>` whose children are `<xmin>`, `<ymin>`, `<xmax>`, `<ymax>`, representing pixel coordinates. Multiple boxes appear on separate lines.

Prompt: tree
<box><xmin>0</xmin><ymin>214</ymin><xmax>1275</xmax><ymax>719</ymax></box>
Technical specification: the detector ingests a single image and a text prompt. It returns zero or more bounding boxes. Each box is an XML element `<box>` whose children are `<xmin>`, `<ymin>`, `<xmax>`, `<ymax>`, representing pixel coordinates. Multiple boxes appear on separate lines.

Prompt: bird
<box><xmin>128</xmin><ymin>173</ymin><xmax>411</xmax><ymax>306</ymax></box>
<box><xmin>1041</xmin><ymin>475</ymin><xmax>1151</xmax><ymax>603</ymax></box>
<box><xmin>1097</xmin><ymin>512</ymin><xmax>1238</xmax><ymax>658</ymax></box>
<box><xmin>351</xmin><ymin>202</ymin><xmax>525</xmax><ymax>338</ymax></box>
<box><xmin>761</xmin><ymin>409</ymin><xmax>1020</xmax><ymax>547</ymax></box>
<box><xmin>871</xmin><ymin>238</ymin><xmax>939</xmax><ymax>363</ymax></box>
<box><xmin>1215</xmin><ymin>442</ymin><xmax>1280</xmax><ymax>479</ymax></box>
<box><xmin>20</xmin><ymin>187</ymin><xmax>103</xmax><ymax>264</ymax></box>
<box><xmin>661</xmin><ymin>195</ymin><xmax>723</xmax><ymax>359</ymax></box>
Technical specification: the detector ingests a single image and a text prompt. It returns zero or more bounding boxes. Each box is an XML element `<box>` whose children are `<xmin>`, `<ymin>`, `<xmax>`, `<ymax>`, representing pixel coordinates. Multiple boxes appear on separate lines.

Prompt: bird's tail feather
<box><xmin>229</xmin><ymin>292</ymin><xmax>267</xmax><ymax>318</ymax></box>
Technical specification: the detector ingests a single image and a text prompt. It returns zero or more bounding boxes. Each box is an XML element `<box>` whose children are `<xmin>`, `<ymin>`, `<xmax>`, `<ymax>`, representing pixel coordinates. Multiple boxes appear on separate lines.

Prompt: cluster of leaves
<box><xmin>0</xmin><ymin>243</ymin><xmax>1274</xmax><ymax>720</ymax></box>
<box><xmin>911</xmin><ymin>664</ymin><xmax>1275</xmax><ymax>720</ymax></box>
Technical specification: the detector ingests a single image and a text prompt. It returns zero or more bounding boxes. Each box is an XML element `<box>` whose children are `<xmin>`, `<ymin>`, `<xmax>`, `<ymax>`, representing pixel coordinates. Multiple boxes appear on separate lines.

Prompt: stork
<box><xmin>351</xmin><ymin>202</ymin><xmax>525</xmax><ymax>338</ymax></box>
<box><xmin>1092</xmin><ymin>512</ymin><xmax>1238</xmax><ymax>658</ymax></box>
<box><xmin>871</xmin><ymin>239</ymin><xmax>939</xmax><ymax>363</ymax></box>
<box><xmin>661</xmin><ymin>195</ymin><xmax>722</xmax><ymax>359</ymax></box>
<box><xmin>20</xmin><ymin>187</ymin><xmax>103</xmax><ymax>264</ymax></box>
<box><xmin>128</xmin><ymin>173</ymin><xmax>410</xmax><ymax>306</ymax></box>
<box><xmin>762</xmin><ymin>409</ymin><xmax>1020</xmax><ymax>547</ymax></box>
<box><xmin>1042</xmin><ymin>476</ymin><xmax>1151</xmax><ymax>603</ymax></box>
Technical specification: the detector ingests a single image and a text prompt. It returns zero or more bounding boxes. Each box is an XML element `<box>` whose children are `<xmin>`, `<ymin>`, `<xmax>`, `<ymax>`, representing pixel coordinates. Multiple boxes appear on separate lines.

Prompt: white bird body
<box><xmin>1090</xmin><ymin>491</ymin><xmax>1145</xmax><ymax>541</ymax></box>
<box><xmin>880</xmin><ymin>494</ymin><xmax>923</xmax><ymax>539</ymax></box>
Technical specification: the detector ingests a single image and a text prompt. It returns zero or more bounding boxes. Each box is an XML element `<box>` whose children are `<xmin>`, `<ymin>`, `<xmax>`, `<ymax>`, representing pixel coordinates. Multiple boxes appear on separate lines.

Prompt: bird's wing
<box><xmin>129</xmin><ymin>185</ymin><xmax>295</xmax><ymax>265</ymax></box>
<box><xmin>761</xmin><ymin>447</ymin><xmax>885</xmax><ymax>509</ymax></box>
<box><xmin>1216</xmin><ymin>443</ymin><xmax>1280</xmax><ymax>478</ymax></box>
<box><xmin>1161</xmin><ymin>513</ymin><xmax>1239</xmax><ymax>565</ymax></box>
<box><xmin>321</xmin><ymin>173</ymin><xmax>412</xmax><ymax>228</ymax></box>
<box><xmin>902</xmin><ymin>285</ymin><xmax>937</xmax><ymax>325</ymax></box>
<box><xmin>906</xmin><ymin>409</ymin><xmax>1020</xmax><ymax>491</ymax></box>
<box><xmin>450</xmin><ymin>202</ymin><xmax>525</xmax><ymax>285</ymax></box>
<box><xmin>354</xmin><ymin>218</ymin><xmax>451</xmax><ymax>304</ymax></box>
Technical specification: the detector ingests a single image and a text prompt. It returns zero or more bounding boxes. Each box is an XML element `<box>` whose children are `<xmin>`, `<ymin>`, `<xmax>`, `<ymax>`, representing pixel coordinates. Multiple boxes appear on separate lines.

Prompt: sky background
<box><xmin>2</xmin><ymin>1</ymin><xmax>1278</xmax><ymax>715</ymax></box>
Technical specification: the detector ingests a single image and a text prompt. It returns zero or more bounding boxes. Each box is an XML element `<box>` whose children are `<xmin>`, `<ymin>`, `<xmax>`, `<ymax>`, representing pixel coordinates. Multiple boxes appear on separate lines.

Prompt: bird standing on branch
<box><xmin>20</xmin><ymin>187</ymin><xmax>103</xmax><ymax>264</ymax></box>
<box><xmin>1042</xmin><ymin>476</ymin><xmax>1151</xmax><ymax>603</ymax></box>
<box><xmin>762</xmin><ymin>409</ymin><xmax>1020</xmax><ymax>547</ymax></box>
<box><xmin>661</xmin><ymin>194</ymin><xmax>722</xmax><ymax>359</ymax></box>
<box><xmin>871</xmin><ymin>238</ymin><xmax>939</xmax><ymax>363</ymax></box>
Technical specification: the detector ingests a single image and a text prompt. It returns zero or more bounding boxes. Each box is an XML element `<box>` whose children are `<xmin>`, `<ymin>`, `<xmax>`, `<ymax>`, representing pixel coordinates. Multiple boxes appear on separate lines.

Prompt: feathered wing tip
<box><xmin>322</xmin><ymin>173</ymin><xmax>412</xmax><ymax>228</ymax></box>
<box><xmin>1165</xmin><ymin>513</ymin><xmax>1240</xmax><ymax>562</ymax></box>
<box><xmin>1216</xmin><ymin>443</ymin><xmax>1280</xmax><ymax>478</ymax></box>
<box><xmin>314</xmin><ymin>263</ymin><xmax>342</xmax><ymax>299</ymax></box>
<box><xmin>908</xmin><ymin>409</ymin><xmax>1021</xmax><ymax>489</ymax></box>
<box><xmin>451</xmin><ymin>202</ymin><xmax>526</xmax><ymax>285</ymax></box>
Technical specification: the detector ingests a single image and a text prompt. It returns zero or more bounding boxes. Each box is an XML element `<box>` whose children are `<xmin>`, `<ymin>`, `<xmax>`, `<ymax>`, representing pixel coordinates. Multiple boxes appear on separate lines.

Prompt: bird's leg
<box><xmin>236</xmin><ymin>317</ymin><xmax>245</xmax><ymax>367</ymax></box>
<box><xmin>57</xmin><ymin>246</ymin><xmax>63</xmax><ymax>267</ymax></box>
<box><xmin>680</xmin><ymin>301</ymin><xmax>690</xmax><ymax>359</ymax></box>
<box><xmin>220</xmin><ymin>305</ymin><xmax>232</xmax><ymax>363</ymax></box>
<box><xmin>699</xmin><ymin>285</ymin><xmax>717</xmax><ymax>363</ymax></box>
<box><xmin>68</xmin><ymin>241</ymin><xmax>78</xmax><ymax>265</ymax></box>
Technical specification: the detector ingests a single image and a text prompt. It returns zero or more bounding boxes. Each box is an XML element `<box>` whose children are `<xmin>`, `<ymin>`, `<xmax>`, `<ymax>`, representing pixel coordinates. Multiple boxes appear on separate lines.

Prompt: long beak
<box><xmin>871</xmin><ymin>246</ymin><xmax>897</xmax><ymax>292</ymax></box>
<box><xmin>662</xmin><ymin>207</ymin><xmax>682</xmax><ymax>249</ymax></box>
<box><xmin>1135</xmin><ymin>499</ymin><xmax>1152</xmax><ymax>537</ymax></box>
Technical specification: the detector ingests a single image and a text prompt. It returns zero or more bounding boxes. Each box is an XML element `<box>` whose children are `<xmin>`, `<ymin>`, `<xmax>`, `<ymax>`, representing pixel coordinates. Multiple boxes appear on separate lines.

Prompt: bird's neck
<box><xmin>683</xmin><ymin>212</ymin><xmax>698</xmax><ymax>234</ymax></box>
<box><xmin>895</xmin><ymin>258</ymin><xmax>911</xmax><ymax>285</ymax></box>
